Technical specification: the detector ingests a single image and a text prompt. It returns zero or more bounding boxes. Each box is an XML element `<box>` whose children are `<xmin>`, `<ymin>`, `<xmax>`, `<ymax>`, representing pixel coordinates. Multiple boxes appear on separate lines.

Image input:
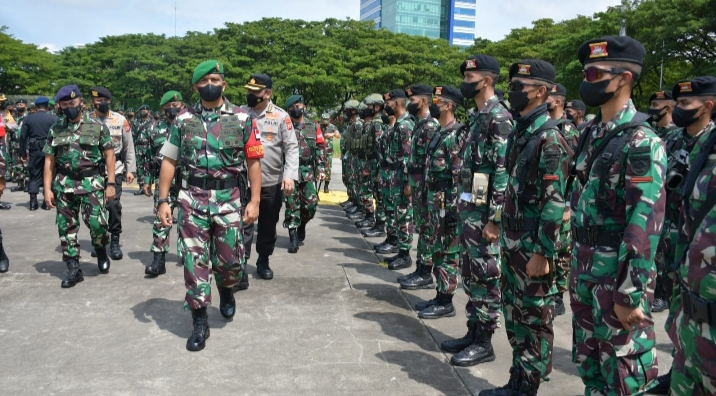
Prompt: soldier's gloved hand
<box><xmin>446</xmin><ymin>211</ymin><xmax>459</xmax><ymax>228</ymax></box>
<box><xmin>45</xmin><ymin>190</ymin><xmax>56</xmax><ymax>209</ymax></box>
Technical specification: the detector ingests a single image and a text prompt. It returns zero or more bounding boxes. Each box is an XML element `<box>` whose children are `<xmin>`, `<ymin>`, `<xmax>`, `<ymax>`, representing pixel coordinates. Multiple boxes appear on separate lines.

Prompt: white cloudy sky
<box><xmin>5</xmin><ymin>0</ymin><xmax>623</xmax><ymax>51</ymax></box>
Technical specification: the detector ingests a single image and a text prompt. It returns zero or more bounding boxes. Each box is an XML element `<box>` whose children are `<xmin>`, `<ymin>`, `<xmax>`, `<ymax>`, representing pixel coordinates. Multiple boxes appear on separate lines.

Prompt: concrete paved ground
<box><xmin>0</xmin><ymin>160</ymin><xmax>673</xmax><ymax>395</ymax></box>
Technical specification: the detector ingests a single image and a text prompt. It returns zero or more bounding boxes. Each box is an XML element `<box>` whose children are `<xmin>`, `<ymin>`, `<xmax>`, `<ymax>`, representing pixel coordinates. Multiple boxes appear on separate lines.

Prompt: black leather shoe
<box><xmin>418</xmin><ymin>294</ymin><xmax>456</xmax><ymax>319</ymax></box>
<box><xmin>478</xmin><ymin>367</ymin><xmax>523</xmax><ymax>396</ymax></box>
<box><xmin>0</xmin><ymin>201</ymin><xmax>11</xmax><ymax>210</ymax></box>
<box><xmin>324</xmin><ymin>182</ymin><xmax>329</xmax><ymax>193</ymax></box>
<box><xmin>133</xmin><ymin>188</ymin><xmax>144</xmax><ymax>196</ymax></box>
<box><xmin>451</xmin><ymin>331</ymin><xmax>496</xmax><ymax>367</ymax></box>
<box><xmin>0</xmin><ymin>241</ymin><xmax>9</xmax><ymax>273</ymax></box>
<box><xmin>29</xmin><ymin>195</ymin><xmax>39</xmax><ymax>211</ymax></box>
<box><xmin>388</xmin><ymin>249</ymin><xmax>412</xmax><ymax>270</ymax></box>
<box><xmin>441</xmin><ymin>321</ymin><xmax>478</xmax><ymax>353</ymax></box>
<box><xmin>355</xmin><ymin>215</ymin><xmax>375</xmax><ymax>228</ymax></box>
<box><xmin>347</xmin><ymin>211</ymin><xmax>365</xmax><ymax>220</ymax></box>
<box><xmin>401</xmin><ymin>270</ymin><xmax>435</xmax><ymax>290</ymax></box>
<box><xmin>646</xmin><ymin>368</ymin><xmax>671</xmax><ymax>394</ymax></box>
<box><xmin>109</xmin><ymin>234</ymin><xmax>123</xmax><ymax>260</ymax></box>
<box><xmin>96</xmin><ymin>246</ymin><xmax>111</xmax><ymax>274</ymax></box>
<box><xmin>415</xmin><ymin>296</ymin><xmax>440</xmax><ymax>312</ymax></box>
<box><xmin>375</xmin><ymin>240</ymin><xmax>398</xmax><ymax>254</ymax></box>
<box><xmin>297</xmin><ymin>224</ymin><xmax>306</xmax><ymax>242</ymax></box>
<box><xmin>61</xmin><ymin>259</ymin><xmax>84</xmax><ymax>288</ymax></box>
<box><xmin>41</xmin><ymin>201</ymin><xmax>50</xmax><ymax>210</ymax></box>
<box><xmin>256</xmin><ymin>256</ymin><xmax>273</xmax><ymax>279</ymax></box>
<box><xmin>362</xmin><ymin>221</ymin><xmax>386</xmax><ymax>238</ymax></box>
<box><xmin>397</xmin><ymin>269</ymin><xmax>419</xmax><ymax>284</ymax></box>
<box><xmin>186</xmin><ymin>308</ymin><xmax>210</xmax><ymax>352</ymax></box>
<box><xmin>651</xmin><ymin>298</ymin><xmax>667</xmax><ymax>313</ymax></box>
<box><xmin>554</xmin><ymin>294</ymin><xmax>566</xmax><ymax>316</ymax></box>
<box><xmin>145</xmin><ymin>252</ymin><xmax>166</xmax><ymax>276</ymax></box>
<box><xmin>234</xmin><ymin>270</ymin><xmax>249</xmax><ymax>291</ymax></box>
<box><xmin>218</xmin><ymin>287</ymin><xmax>236</xmax><ymax>320</ymax></box>
<box><xmin>10</xmin><ymin>182</ymin><xmax>24</xmax><ymax>192</ymax></box>
<box><xmin>288</xmin><ymin>229</ymin><xmax>299</xmax><ymax>253</ymax></box>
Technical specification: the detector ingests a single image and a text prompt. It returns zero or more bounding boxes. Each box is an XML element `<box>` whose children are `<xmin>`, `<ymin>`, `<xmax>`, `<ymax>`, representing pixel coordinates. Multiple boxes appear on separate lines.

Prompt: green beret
<box><xmin>192</xmin><ymin>60</ymin><xmax>224</xmax><ymax>85</ymax></box>
<box><xmin>160</xmin><ymin>90</ymin><xmax>183</xmax><ymax>107</ymax></box>
<box><xmin>285</xmin><ymin>95</ymin><xmax>304</xmax><ymax>110</ymax></box>
<box><xmin>48</xmin><ymin>99</ymin><xmax>55</xmax><ymax>106</ymax></box>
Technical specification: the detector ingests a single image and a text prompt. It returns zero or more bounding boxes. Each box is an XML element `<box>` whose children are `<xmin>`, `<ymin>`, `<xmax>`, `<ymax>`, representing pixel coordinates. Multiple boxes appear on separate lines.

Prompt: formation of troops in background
<box><xmin>1</xmin><ymin>32</ymin><xmax>716</xmax><ymax>396</ymax></box>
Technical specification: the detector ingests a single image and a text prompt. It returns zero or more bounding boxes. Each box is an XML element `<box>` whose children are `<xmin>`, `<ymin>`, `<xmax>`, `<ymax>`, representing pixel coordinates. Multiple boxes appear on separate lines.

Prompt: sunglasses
<box><xmin>508</xmin><ymin>81</ymin><xmax>543</xmax><ymax>92</ymax></box>
<box><xmin>583</xmin><ymin>67</ymin><xmax>626</xmax><ymax>82</ymax></box>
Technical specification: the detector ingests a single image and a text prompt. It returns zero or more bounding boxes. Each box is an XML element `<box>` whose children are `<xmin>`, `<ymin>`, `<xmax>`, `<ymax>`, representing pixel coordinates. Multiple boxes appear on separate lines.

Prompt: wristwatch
<box><xmin>106</xmin><ymin>182</ymin><xmax>117</xmax><ymax>186</ymax></box>
<box><xmin>157</xmin><ymin>198</ymin><xmax>171</xmax><ymax>207</ymax></box>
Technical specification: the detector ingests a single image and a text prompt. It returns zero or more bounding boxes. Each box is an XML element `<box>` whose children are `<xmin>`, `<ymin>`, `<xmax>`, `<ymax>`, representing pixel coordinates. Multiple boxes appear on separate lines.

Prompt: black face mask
<box><xmin>364</xmin><ymin>108</ymin><xmax>377</xmax><ymax>117</ymax></box>
<box><xmin>406</xmin><ymin>102</ymin><xmax>420</xmax><ymax>116</ymax></box>
<box><xmin>672</xmin><ymin>106</ymin><xmax>703</xmax><ymax>128</ymax></box>
<box><xmin>460</xmin><ymin>79</ymin><xmax>483</xmax><ymax>99</ymax></box>
<box><xmin>289</xmin><ymin>108</ymin><xmax>304</xmax><ymax>119</ymax></box>
<box><xmin>0</xmin><ymin>103</ymin><xmax>6</xmax><ymax>110</ymax></box>
<box><xmin>648</xmin><ymin>107</ymin><xmax>666</xmax><ymax>123</ymax></box>
<box><xmin>96</xmin><ymin>102</ymin><xmax>109</xmax><ymax>114</ymax></box>
<box><xmin>246</xmin><ymin>93</ymin><xmax>263</xmax><ymax>108</ymax></box>
<box><xmin>197</xmin><ymin>84</ymin><xmax>223</xmax><ymax>102</ymax></box>
<box><xmin>16</xmin><ymin>108</ymin><xmax>25</xmax><ymax>114</ymax></box>
<box><xmin>139</xmin><ymin>111</ymin><xmax>149</xmax><ymax>118</ymax></box>
<box><xmin>384</xmin><ymin>105</ymin><xmax>395</xmax><ymax>117</ymax></box>
<box><xmin>343</xmin><ymin>115</ymin><xmax>350</xmax><ymax>122</ymax></box>
<box><xmin>127</xmin><ymin>114</ymin><xmax>134</xmax><ymax>119</ymax></box>
<box><xmin>381</xmin><ymin>113</ymin><xmax>390</xmax><ymax>124</ymax></box>
<box><xmin>508</xmin><ymin>91</ymin><xmax>530</xmax><ymax>112</ymax></box>
<box><xmin>63</xmin><ymin>106</ymin><xmax>80</xmax><ymax>120</ymax></box>
<box><xmin>566</xmin><ymin>112</ymin><xmax>575</xmax><ymax>122</ymax></box>
<box><xmin>429</xmin><ymin>104</ymin><xmax>441</xmax><ymax>119</ymax></box>
<box><xmin>579</xmin><ymin>78</ymin><xmax>622</xmax><ymax>107</ymax></box>
<box><xmin>165</xmin><ymin>107</ymin><xmax>180</xmax><ymax>119</ymax></box>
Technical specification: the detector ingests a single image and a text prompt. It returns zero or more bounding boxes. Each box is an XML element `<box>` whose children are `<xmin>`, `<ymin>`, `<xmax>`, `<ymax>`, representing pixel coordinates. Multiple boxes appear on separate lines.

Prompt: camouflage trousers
<box><xmin>458</xmin><ymin>201</ymin><xmax>502</xmax><ymax>332</ymax></box>
<box><xmin>571</xmin><ymin>276</ymin><xmax>658</xmax><ymax>396</ymax></box>
<box><xmin>556</xmin><ymin>212</ymin><xmax>572</xmax><ymax>294</ymax></box>
<box><xmin>135</xmin><ymin>145</ymin><xmax>146</xmax><ymax>186</ymax></box>
<box><xmin>325</xmin><ymin>143</ymin><xmax>333</xmax><ymax>182</ymax></box>
<box><xmin>411</xmin><ymin>175</ymin><xmax>431</xmax><ymax>269</ymax></box>
<box><xmin>177</xmin><ymin>188</ymin><xmax>245</xmax><ymax>310</ymax></box>
<box><xmin>56</xmin><ymin>190</ymin><xmax>110</xmax><ymax>261</ymax></box>
<box><xmin>667</xmin><ymin>294</ymin><xmax>716</xmax><ymax>395</ymax></box>
<box><xmin>380</xmin><ymin>167</ymin><xmax>396</xmax><ymax>237</ymax></box>
<box><xmin>502</xmin><ymin>231</ymin><xmax>557</xmax><ymax>387</ymax></box>
<box><xmin>150</xmin><ymin>180</ymin><xmax>178</xmax><ymax>253</ymax></box>
<box><xmin>342</xmin><ymin>155</ymin><xmax>352</xmax><ymax>200</ymax></box>
<box><xmin>656</xmin><ymin>226</ymin><xmax>677</xmax><ymax>305</ymax></box>
<box><xmin>357</xmin><ymin>158</ymin><xmax>374</xmax><ymax>215</ymax></box>
<box><xmin>350</xmin><ymin>156</ymin><xmax>361</xmax><ymax>203</ymax></box>
<box><xmin>10</xmin><ymin>145</ymin><xmax>27</xmax><ymax>183</ymax></box>
<box><xmin>370</xmin><ymin>160</ymin><xmax>385</xmax><ymax>222</ymax></box>
<box><xmin>426</xmin><ymin>192</ymin><xmax>460</xmax><ymax>295</ymax></box>
<box><xmin>283</xmin><ymin>180</ymin><xmax>318</xmax><ymax>229</ymax></box>
<box><xmin>390</xmin><ymin>175</ymin><xmax>413</xmax><ymax>251</ymax></box>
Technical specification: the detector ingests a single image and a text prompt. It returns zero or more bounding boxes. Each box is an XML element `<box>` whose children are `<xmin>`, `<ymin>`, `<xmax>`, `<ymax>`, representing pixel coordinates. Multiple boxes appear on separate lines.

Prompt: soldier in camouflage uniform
<box><xmin>157</xmin><ymin>60</ymin><xmax>264</xmax><ymax>351</ymax></box>
<box><xmin>565</xmin><ymin>100</ymin><xmax>587</xmax><ymax>132</ymax></box>
<box><xmin>649</xmin><ymin>90</ymin><xmax>680</xmax><ymax>143</ymax></box>
<box><xmin>1</xmin><ymin>94</ymin><xmax>17</xmax><ymax>184</ymax></box>
<box><xmin>283</xmin><ymin>95</ymin><xmax>326</xmax><ymax>253</ymax></box>
<box><xmin>0</xmin><ymin>133</ymin><xmax>9</xmax><ymax>272</ymax></box>
<box><xmin>144</xmin><ymin>90</ymin><xmax>185</xmax><ymax>277</ymax></box>
<box><xmin>480</xmin><ymin>60</ymin><xmax>573</xmax><ymax>396</ymax></box>
<box><xmin>10</xmin><ymin>99</ymin><xmax>29</xmax><ymax>192</ymax></box>
<box><xmin>547</xmin><ymin>83</ymin><xmax>580</xmax><ymax>317</ymax></box>
<box><xmin>569</xmin><ymin>37</ymin><xmax>663</xmax><ymax>396</ymax></box>
<box><xmin>320</xmin><ymin>113</ymin><xmax>338</xmax><ymax>193</ymax></box>
<box><xmin>375</xmin><ymin>90</ymin><xmax>415</xmax><ymax>267</ymax></box>
<box><xmin>42</xmin><ymin>85</ymin><xmax>116</xmax><ymax>288</ymax></box>
<box><xmin>133</xmin><ymin>105</ymin><xmax>154</xmax><ymax>195</ymax></box>
<box><xmin>346</xmin><ymin>103</ymin><xmax>368</xmax><ymax>221</ymax></box>
<box><xmin>125</xmin><ymin>108</ymin><xmax>135</xmax><ymax>123</ymax></box>
<box><xmin>441</xmin><ymin>55</ymin><xmax>512</xmax><ymax>368</ymax></box>
<box><xmin>362</xmin><ymin>96</ymin><xmax>390</xmax><ymax>238</ymax></box>
<box><xmin>340</xmin><ymin>100</ymin><xmax>360</xmax><ymax>209</ymax></box>
<box><xmin>354</xmin><ymin>94</ymin><xmax>388</xmax><ymax>230</ymax></box>
<box><xmin>665</xmin><ymin>77</ymin><xmax>716</xmax><ymax>396</ymax></box>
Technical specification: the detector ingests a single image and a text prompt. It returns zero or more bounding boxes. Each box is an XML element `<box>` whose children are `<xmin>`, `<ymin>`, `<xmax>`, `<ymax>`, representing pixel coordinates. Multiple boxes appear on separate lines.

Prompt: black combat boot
<box><xmin>256</xmin><ymin>255</ymin><xmax>273</xmax><ymax>279</ymax></box>
<box><xmin>29</xmin><ymin>194</ymin><xmax>39</xmax><ymax>211</ymax></box>
<box><xmin>23</xmin><ymin>181</ymin><xmax>27</xmax><ymax>192</ymax></box>
<box><xmin>288</xmin><ymin>229</ymin><xmax>299</xmax><ymax>254</ymax></box>
<box><xmin>324</xmin><ymin>181</ymin><xmax>329</xmax><ymax>193</ymax></box>
<box><xmin>451</xmin><ymin>329</ymin><xmax>496</xmax><ymax>367</ymax></box>
<box><xmin>375</xmin><ymin>235</ymin><xmax>398</xmax><ymax>254</ymax></box>
<box><xmin>347</xmin><ymin>210</ymin><xmax>365</xmax><ymax>220</ymax></box>
<box><xmin>397</xmin><ymin>259</ymin><xmax>423</xmax><ymax>283</ymax></box>
<box><xmin>373</xmin><ymin>235</ymin><xmax>395</xmax><ymax>252</ymax></box>
<box><xmin>109</xmin><ymin>234</ymin><xmax>123</xmax><ymax>260</ymax></box>
<box><xmin>647</xmin><ymin>368</ymin><xmax>672</xmax><ymax>394</ymax></box>
<box><xmin>234</xmin><ymin>270</ymin><xmax>249</xmax><ymax>291</ymax></box>
<box><xmin>362</xmin><ymin>220</ymin><xmax>386</xmax><ymax>238</ymax></box>
<box><xmin>388</xmin><ymin>249</ymin><xmax>412</xmax><ymax>270</ymax></box>
<box><xmin>0</xmin><ymin>201</ymin><xmax>11</xmax><ymax>210</ymax></box>
<box><xmin>355</xmin><ymin>213</ymin><xmax>375</xmax><ymax>228</ymax></box>
<box><xmin>186</xmin><ymin>307</ymin><xmax>210</xmax><ymax>352</ymax></box>
<box><xmin>218</xmin><ymin>286</ymin><xmax>236</xmax><ymax>320</ymax></box>
<box><xmin>652</xmin><ymin>276</ymin><xmax>668</xmax><ymax>313</ymax></box>
<box><xmin>345</xmin><ymin>205</ymin><xmax>360</xmax><ymax>215</ymax></box>
<box><xmin>133</xmin><ymin>185</ymin><xmax>144</xmax><ymax>195</ymax></box>
<box><xmin>554</xmin><ymin>293</ymin><xmax>566</xmax><ymax>316</ymax></box>
<box><xmin>96</xmin><ymin>246</ymin><xmax>111</xmax><ymax>274</ymax></box>
<box><xmin>145</xmin><ymin>252</ymin><xmax>166</xmax><ymax>276</ymax></box>
<box><xmin>61</xmin><ymin>259</ymin><xmax>84</xmax><ymax>288</ymax></box>
<box><xmin>297</xmin><ymin>223</ymin><xmax>306</xmax><ymax>242</ymax></box>
<box><xmin>10</xmin><ymin>179</ymin><xmax>24</xmax><ymax>192</ymax></box>
<box><xmin>418</xmin><ymin>292</ymin><xmax>456</xmax><ymax>319</ymax></box>
<box><xmin>478</xmin><ymin>367</ymin><xmax>522</xmax><ymax>396</ymax></box>
<box><xmin>400</xmin><ymin>265</ymin><xmax>435</xmax><ymax>290</ymax></box>
<box><xmin>339</xmin><ymin>199</ymin><xmax>352</xmax><ymax>208</ymax></box>
<box><xmin>415</xmin><ymin>293</ymin><xmax>441</xmax><ymax>312</ymax></box>
<box><xmin>0</xmin><ymin>240</ymin><xmax>9</xmax><ymax>273</ymax></box>
<box><xmin>441</xmin><ymin>321</ymin><xmax>478</xmax><ymax>353</ymax></box>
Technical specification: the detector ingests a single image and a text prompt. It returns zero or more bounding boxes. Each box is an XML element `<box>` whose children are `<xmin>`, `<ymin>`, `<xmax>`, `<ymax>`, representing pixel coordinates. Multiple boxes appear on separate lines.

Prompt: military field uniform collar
<box><xmin>593</xmin><ymin>99</ymin><xmax>636</xmax><ymax>138</ymax></box>
<box><xmin>478</xmin><ymin>95</ymin><xmax>500</xmax><ymax>115</ymax></box>
<box><xmin>194</xmin><ymin>97</ymin><xmax>234</xmax><ymax>117</ymax></box>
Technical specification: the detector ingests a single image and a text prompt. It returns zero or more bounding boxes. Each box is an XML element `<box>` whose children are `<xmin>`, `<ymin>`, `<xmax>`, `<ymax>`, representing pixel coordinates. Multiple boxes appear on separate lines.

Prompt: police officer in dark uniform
<box><xmin>19</xmin><ymin>96</ymin><xmax>57</xmax><ymax>210</ymax></box>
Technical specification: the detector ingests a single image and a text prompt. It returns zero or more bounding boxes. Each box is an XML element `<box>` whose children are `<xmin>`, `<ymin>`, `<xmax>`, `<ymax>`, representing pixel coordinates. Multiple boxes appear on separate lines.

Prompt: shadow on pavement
<box><xmin>130</xmin><ymin>297</ymin><xmax>229</xmax><ymax>338</ymax></box>
<box><xmin>34</xmin><ymin>259</ymin><xmax>103</xmax><ymax>279</ymax></box>
<box><xmin>355</xmin><ymin>311</ymin><xmax>447</xmax><ymax>352</ymax></box>
<box><xmin>326</xmin><ymin>247</ymin><xmax>376</xmax><ymax>263</ymax></box>
<box><xmin>136</xmin><ymin>215</ymin><xmax>155</xmax><ymax>224</ymax></box>
<box><xmin>351</xmin><ymin>283</ymin><xmax>410</xmax><ymax>311</ymax></box>
<box><xmin>550</xmin><ymin>345</ymin><xmax>580</xmax><ymax>378</ymax></box>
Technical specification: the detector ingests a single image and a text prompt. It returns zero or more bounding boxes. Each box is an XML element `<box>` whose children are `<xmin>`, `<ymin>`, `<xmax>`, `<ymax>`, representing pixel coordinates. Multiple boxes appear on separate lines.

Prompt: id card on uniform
<box><xmin>460</xmin><ymin>192</ymin><xmax>473</xmax><ymax>202</ymax></box>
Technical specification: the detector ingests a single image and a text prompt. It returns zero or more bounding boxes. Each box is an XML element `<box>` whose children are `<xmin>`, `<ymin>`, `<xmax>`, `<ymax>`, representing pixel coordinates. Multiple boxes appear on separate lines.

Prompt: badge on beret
<box><xmin>679</xmin><ymin>82</ymin><xmax>692</xmax><ymax>93</ymax></box>
<box><xmin>589</xmin><ymin>42</ymin><xmax>608</xmax><ymax>58</ymax></box>
<box><xmin>655</xmin><ymin>91</ymin><xmax>666</xmax><ymax>99</ymax></box>
<box><xmin>566</xmin><ymin>101</ymin><xmax>573</xmax><ymax>108</ymax></box>
<box><xmin>92</xmin><ymin>90</ymin><xmax>98</xmax><ymax>97</ymax></box>
<box><xmin>406</xmin><ymin>88</ymin><xmax>413</xmax><ymax>96</ymax></box>
<box><xmin>70</xmin><ymin>90</ymin><xmax>76</xmax><ymax>99</ymax></box>
<box><xmin>466</xmin><ymin>59</ymin><xmax>476</xmax><ymax>69</ymax></box>
<box><xmin>518</xmin><ymin>64</ymin><xmax>531</xmax><ymax>75</ymax></box>
<box><xmin>215</xmin><ymin>62</ymin><xmax>220</xmax><ymax>71</ymax></box>
<box><xmin>250</xmin><ymin>78</ymin><xmax>256</xmax><ymax>84</ymax></box>
<box><xmin>551</xmin><ymin>86</ymin><xmax>557</xmax><ymax>93</ymax></box>
<box><xmin>383</xmin><ymin>93</ymin><xmax>390</xmax><ymax>101</ymax></box>
<box><xmin>435</xmin><ymin>87</ymin><xmax>443</xmax><ymax>95</ymax></box>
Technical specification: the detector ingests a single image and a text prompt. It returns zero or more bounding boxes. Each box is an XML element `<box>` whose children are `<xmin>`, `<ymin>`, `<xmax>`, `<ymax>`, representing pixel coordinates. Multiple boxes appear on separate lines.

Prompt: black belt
<box><xmin>408</xmin><ymin>165</ymin><xmax>425</xmax><ymax>175</ymax></box>
<box><xmin>186</xmin><ymin>176</ymin><xmax>240</xmax><ymax>190</ymax></box>
<box><xmin>502</xmin><ymin>215</ymin><xmax>538</xmax><ymax>232</ymax></box>
<box><xmin>682</xmin><ymin>288</ymin><xmax>716</xmax><ymax>326</ymax></box>
<box><xmin>28</xmin><ymin>138</ymin><xmax>46</xmax><ymax>144</ymax></box>
<box><xmin>573</xmin><ymin>227</ymin><xmax>623</xmax><ymax>248</ymax></box>
<box><xmin>429</xmin><ymin>180</ymin><xmax>451</xmax><ymax>190</ymax></box>
<box><xmin>299</xmin><ymin>158</ymin><xmax>313</xmax><ymax>167</ymax></box>
<box><xmin>57</xmin><ymin>167</ymin><xmax>100</xmax><ymax>179</ymax></box>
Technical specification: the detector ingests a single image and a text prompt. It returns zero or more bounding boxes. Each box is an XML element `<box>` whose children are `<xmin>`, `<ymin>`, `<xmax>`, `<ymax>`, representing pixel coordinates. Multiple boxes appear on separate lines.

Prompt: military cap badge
<box><xmin>216</xmin><ymin>62</ymin><xmax>220</xmax><ymax>71</ymax></box>
<box><xmin>517</xmin><ymin>64</ymin><xmax>531</xmax><ymax>75</ymax></box>
<box><xmin>551</xmin><ymin>86</ymin><xmax>557</xmax><ymax>93</ymax></box>
<box><xmin>466</xmin><ymin>59</ymin><xmax>476</xmax><ymax>69</ymax></box>
<box><xmin>435</xmin><ymin>87</ymin><xmax>443</xmax><ymax>95</ymax></box>
<box><xmin>655</xmin><ymin>91</ymin><xmax>666</xmax><ymax>99</ymax></box>
<box><xmin>406</xmin><ymin>88</ymin><xmax>413</xmax><ymax>96</ymax></box>
<box><xmin>679</xmin><ymin>82</ymin><xmax>692</xmax><ymax>93</ymax></box>
<box><xmin>70</xmin><ymin>90</ymin><xmax>76</xmax><ymax>99</ymax></box>
<box><xmin>91</xmin><ymin>90</ymin><xmax>98</xmax><ymax>97</ymax></box>
<box><xmin>250</xmin><ymin>78</ymin><xmax>256</xmax><ymax>84</ymax></box>
<box><xmin>589</xmin><ymin>42</ymin><xmax>608</xmax><ymax>58</ymax></box>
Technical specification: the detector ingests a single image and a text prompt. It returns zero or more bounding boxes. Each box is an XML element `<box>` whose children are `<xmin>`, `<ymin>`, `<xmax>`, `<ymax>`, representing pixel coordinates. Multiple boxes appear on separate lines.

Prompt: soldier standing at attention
<box><xmin>565</xmin><ymin>100</ymin><xmax>587</xmax><ymax>131</ymax></box>
<box><xmin>11</xmin><ymin>99</ymin><xmax>29</xmax><ymax>192</ymax></box>
<box><xmin>144</xmin><ymin>90</ymin><xmax>185</xmax><ymax>277</ymax></box>
<box><xmin>19</xmin><ymin>96</ymin><xmax>57</xmax><ymax>211</ymax></box>
<box><xmin>346</xmin><ymin>103</ymin><xmax>368</xmax><ymax>221</ymax></box>
<box><xmin>339</xmin><ymin>100</ymin><xmax>360</xmax><ymax>210</ymax></box>
<box><xmin>569</xmin><ymin>36</ymin><xmax>664</xmax><ymax>396</ymax></box>
<box><xmin>359</xmin><ymin>95</ymin><xmax>389</xmax><ymax>235</ymax></box>
<box><xmin>480</xmin><ymin>60</ymin><xmax>572</xmax><ymax>396</ymax></box>
<box><xmin>0</xmin><ymin>130</ymin><xmax>9</xmax><ymax>272</ymax></box>
<box><xmin>43</xmin><ymin>85</ymin><xmax>116</xmax><ymax>288</ymax></box>
<box><xmin>283</xmin><ymin>95</ymin><xmax>326</xmax><ymax>253</ymax></box>
<box><xmin>157</xmin><ymin>60</ymin><xmax>263</xmax><ymax>351</ymax></box>
<box><xmin>89</xmin><ymin>86</ymin><xmax>136</xmax><ymax>261</ymax></box>
<box><xmin>133</xmin><ymin>105</ymin><xmax>153</xmax><ymax>196</ymax></box>
<box><xmin>440</xmin><ymin>55</ymin><xmax>512</xmax><ymax>367</ymax></box>
<box><xmin>649</xmin><ymin>90</ymin><xmax>680</xmax><ymax>143</ymax></box>
<box><xmin>320</xmin><ymin>113</ymin><xmax>338</xmax><ymax>193</ymax></box>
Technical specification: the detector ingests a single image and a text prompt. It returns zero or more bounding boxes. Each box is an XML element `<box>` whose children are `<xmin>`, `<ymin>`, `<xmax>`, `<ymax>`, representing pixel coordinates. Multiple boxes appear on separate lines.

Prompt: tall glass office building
<box><xmin>360</xmin><ymin>0</ymin><xmax>476</xmax><ymax>46</ymax></box>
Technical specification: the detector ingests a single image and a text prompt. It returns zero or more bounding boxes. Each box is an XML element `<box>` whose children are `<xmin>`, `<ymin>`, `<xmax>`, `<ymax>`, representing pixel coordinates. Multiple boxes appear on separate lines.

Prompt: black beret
<box><xmin>566</xmin><ymin>100</ymin><xmax>586</xmax><ymax>111</ymax></box>
<box><xmin>549</xmin><ymin>83</ymin><xmax>567</xmax><ymax>97</ymax></box>
<box><xmin>433</xmin><ymin>85</ymin><xmax>463</xmax><ymax>104</ymax></box>
<box><xmin>244</xmin><ymin>73</ymin><xmax>273</xmax><ymax>91</ymax></box>
<box><xmin>90</xmin><ymin>86</ymin><xmax>111</xmax><ymax>99</ymax></box>
<box><xmin>578</xmin><ymin>36</ymin><xmax>646</xmax><ymax>67</ymax></box>
<box><xmin>406</xmin><ymin>84</ymin><xmax>432</xmax><ymax>97</ymax></box>
<box><xmin>672</xmin><ymin>76</ymin><xmax>716</xmax><ymax>100</ymax></box>
<box><xmin>649</xmin><ymin>90</ymin><xmax>673</xmax><ymax>102</ymax></box>
<box><xmin>138</xmin><ymin>104</ymin><xmax>150</xmax><ymax>111</ymax></box>
<box><xmin>16</xmin><ymin>98</ymin><xmax>27</xmax><ymax>105</ymax></box>
<box><xmin>460</xmin><ymin>55</ymin><xmax>500</xmax><ymax>76</ymax></box>
<box><xmin>508</xmin><ymin>60</ymin><xmax>556</xmax><ymax>84</ymax></box>
<box><xmin>383</xmin><ymin>89</ymin><xmax>406</xmax><ymax>101</ymax></box>
<box><xmin>495</xmin><ymin>88</ymin><xmax>505</xmax><ymax>101</ymax></box>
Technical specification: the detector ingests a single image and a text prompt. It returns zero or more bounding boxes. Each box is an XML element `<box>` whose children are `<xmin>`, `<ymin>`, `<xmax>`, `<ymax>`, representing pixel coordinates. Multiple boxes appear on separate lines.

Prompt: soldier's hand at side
<box><xmin>614</xmin><ymin>303</ymin><xmax>645</xmax><ymax>332</ymax></box>
<box><xmin>243</xmin><ymin>201</ymin><xmax>259</xmax><ymax>225</ymax></box>
<box><xmin>158</xmin><ymin>202</ymin><xmax>172</xmax><ymax>227</ymax></box>
<box><xmin>126</xmin><ymin>172</ymin><xmax>134</xmax><ymax>185</ymax></box>
<box><xmin>526</xmin><ymin>253</ymin><xmax>550</xmax><ymax>278</ymax></box>
<box><xmin>562</xmin><ymin>207</ymin><xmax>571</xmax><ymax>223</ymax></box>
<box><xmin>0</xmin><ymin>177</ymin><xmax>5</xmax><ymax>196</ymax></box>
<box><xmin>45</xmin><ymin>190</ymin><xmax>56</xmax><ymax>209</ymax></box>
<box><xmin>319</xmin><ymin>172</ymin><xmax>326</xmax><ymax>181</ymax></box>
<box><xmin>282</xmin><ymin>178</ymin><xmax>294</xmax><ymax>194</ymax></box>
<box><xmin>362</xmin><ymin>169</ymin><xmax>370</xmax><ymax>176</ymax></box>
<box><xmin>105</xmin><ymin>186</ymin><xmax>116</xmax><ymax>202</ymax></box>
<box><xmin>404</xmin><ymin>185</ymin><xmax>411</xmax><ymax>197</ymax></box>
<box><xmin>482</xmin><ymin>221</ymin><xmax>499</xmax><ymax>242</ymax></box>
<box><xmin>143</xmin><ymin>184</ymin><xmax>151</xmax><ymax>197</ymax></box>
